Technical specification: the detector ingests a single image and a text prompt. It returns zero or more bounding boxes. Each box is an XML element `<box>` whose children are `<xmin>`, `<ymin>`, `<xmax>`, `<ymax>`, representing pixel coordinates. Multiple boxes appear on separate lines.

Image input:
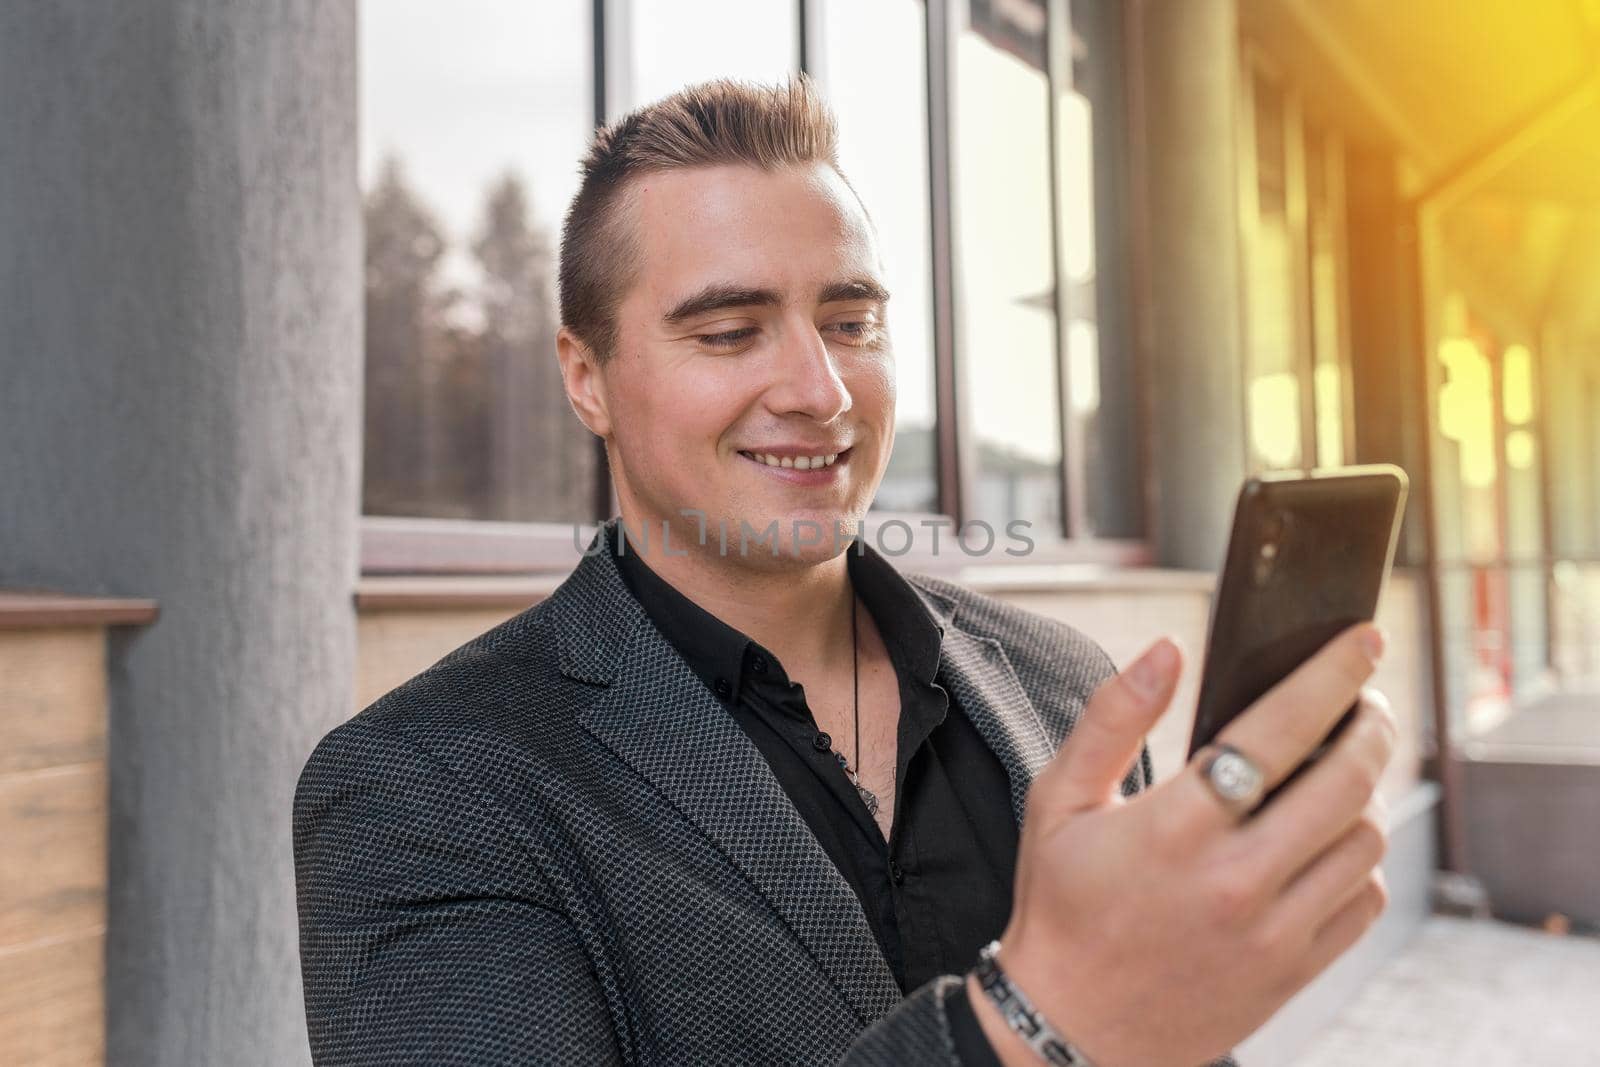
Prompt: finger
<box><xmin>1242</xmin><ymin>690</ymin><xmax>1397</xmax><ymax>885</ymax></box>
<box><xmin>1031</xmin><ymin>638</ymin><xmax>1181</xmax><ymax>814</ymax></box>
<box><xmin>1219</xmin><ymin>622</ymin><xmax>1385</xmax><ymax>790</ymax></box>
<box><xmin>1173</xmin><ymin>623</ymin><xmax>1384</xmax><ymax>835</ymax></box>
<box><xmin>1296</xmin><ymin>870</ymin><xmax>1388</xmax><ymax>985</ymax></box>
<box><xmin>1261</xmin><ymin>793</ymin><xmax>1388</xmax><ymax>938</ymax></box>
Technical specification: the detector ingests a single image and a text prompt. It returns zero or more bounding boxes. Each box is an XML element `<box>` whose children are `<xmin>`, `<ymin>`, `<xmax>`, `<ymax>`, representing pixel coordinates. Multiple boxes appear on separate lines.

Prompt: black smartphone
<box><xmin>1186</xmin><ymin>465</ymin><xmax>1409</xmax><ymax>800</ymax></box>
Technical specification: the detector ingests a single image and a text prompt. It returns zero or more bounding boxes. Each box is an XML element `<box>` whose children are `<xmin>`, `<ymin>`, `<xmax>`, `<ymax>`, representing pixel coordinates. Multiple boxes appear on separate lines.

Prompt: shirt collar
<box><xmin>608</xmin><ymin>527</ymin><xmax>946</xmax><ymax>707</ymax></box>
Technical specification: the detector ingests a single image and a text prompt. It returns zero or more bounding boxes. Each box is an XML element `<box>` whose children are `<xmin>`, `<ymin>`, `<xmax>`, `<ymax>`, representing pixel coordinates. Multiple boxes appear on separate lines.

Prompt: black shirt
<box><xmin>610</xmin><ymin>533</ymin><xmax>1012</xmax><ymax>1065</ymax></box>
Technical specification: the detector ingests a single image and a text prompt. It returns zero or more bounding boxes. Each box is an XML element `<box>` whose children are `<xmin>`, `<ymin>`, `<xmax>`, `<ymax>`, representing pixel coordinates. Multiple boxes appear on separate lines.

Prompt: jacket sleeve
<box><xmin>836</xmin><ymin>977</ymin><xmax>969</xmax><ymax>1065</ymax></box>
<box><xmin>292</xmin><ymin>714</ymin><xmax>624</xmax><ymax>1066</ymax></box>
<box><xmin>294</xmin><ymin>714</ymin><xmax>1006</xmax><ymax>1067</ymax></box>
<box><xmin>292</xmin><ymin>711</ymin><xmax>1233</xmax><ymax>1067</ymax></box>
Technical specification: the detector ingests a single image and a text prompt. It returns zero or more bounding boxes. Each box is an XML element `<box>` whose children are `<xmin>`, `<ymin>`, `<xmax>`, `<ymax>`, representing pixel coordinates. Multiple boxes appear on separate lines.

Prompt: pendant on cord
<box><xmin>849</xmin><ymin>771</ymin><xmax>880</xmax><ymax>817</ymax></box>
<box><xmin>836</xmin><ymin>751</ymin><xmax>879</xmax><ymax>816</ymax></box>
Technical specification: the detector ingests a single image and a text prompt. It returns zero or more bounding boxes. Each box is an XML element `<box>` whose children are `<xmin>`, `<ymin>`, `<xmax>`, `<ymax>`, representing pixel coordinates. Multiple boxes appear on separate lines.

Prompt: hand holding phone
<box><xmin>1187</xmin><ymin>465</ymin><xmax>1409</xmax><ymax>804</ymax></box>
<box><xmin>979</xmin><ymin>583</ymin><xmax>1399</xmax><ymax>1066</ymax></box>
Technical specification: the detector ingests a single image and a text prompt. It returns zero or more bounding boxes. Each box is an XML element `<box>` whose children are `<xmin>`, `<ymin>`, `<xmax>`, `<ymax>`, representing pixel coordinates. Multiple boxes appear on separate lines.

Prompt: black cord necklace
<box><xmin>844</xmin><ymin>595</ymin><xmax>880</xmax><ymax>817</ymax></box>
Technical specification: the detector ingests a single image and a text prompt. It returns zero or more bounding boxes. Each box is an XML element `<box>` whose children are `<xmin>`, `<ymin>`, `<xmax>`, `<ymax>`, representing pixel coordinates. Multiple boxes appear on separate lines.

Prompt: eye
<box><xmin>697</xmin><ymin>327</ymin><xmax>758</xmax><ymax>349</ymax></box>
<box><xmin>827</xmin><ymin>320</ymin><xmax>886</xmax><ymax>347</ymax></box>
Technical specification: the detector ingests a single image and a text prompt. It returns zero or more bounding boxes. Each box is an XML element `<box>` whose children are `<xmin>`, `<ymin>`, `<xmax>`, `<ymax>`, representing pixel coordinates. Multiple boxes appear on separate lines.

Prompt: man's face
<box><xmin>596</xmin><ymin>161</ymin><xmax>895</xmax><ymax>566</ymax></box>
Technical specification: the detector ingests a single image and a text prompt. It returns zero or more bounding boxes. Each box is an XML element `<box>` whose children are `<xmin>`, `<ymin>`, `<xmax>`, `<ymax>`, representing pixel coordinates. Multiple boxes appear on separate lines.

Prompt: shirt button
<box><xmin>890</xmin><ymin>861</ymin><xmax>905</xmax><ymax>885</ymax></box>
<box><xmin>813</xmin><ymin>731</ymin><xmax>832</xmax><ymax>752</ymax></box>
<box><xmin>751</xmin><ymin>654</ymin><xmax>768</xmax><ymax>673</ymax></box>
<box><xmin>713</xmin><ymin>678</ymin><xmax>732</xmax><ymax>699</ymax></box>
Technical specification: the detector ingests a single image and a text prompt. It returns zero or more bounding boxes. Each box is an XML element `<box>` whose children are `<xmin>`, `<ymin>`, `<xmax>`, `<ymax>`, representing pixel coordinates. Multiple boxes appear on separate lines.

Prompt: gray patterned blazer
<box><xmin>293</xmin><ymin>519</ymin><xmax>1230</xmax><ymax>1065</ymax></box>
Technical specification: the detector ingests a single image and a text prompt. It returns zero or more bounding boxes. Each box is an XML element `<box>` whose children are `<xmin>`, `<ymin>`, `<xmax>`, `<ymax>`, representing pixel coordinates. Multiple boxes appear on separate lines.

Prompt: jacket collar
<box><xmin>548</xmin><ymin>521</ymin><xmax>653</xmax><ymax>686</ymax></box>
<box><xmin>549</xmin><ymin>518</ymin><xmax>1058</xmax><ymax>1024</ymax></box>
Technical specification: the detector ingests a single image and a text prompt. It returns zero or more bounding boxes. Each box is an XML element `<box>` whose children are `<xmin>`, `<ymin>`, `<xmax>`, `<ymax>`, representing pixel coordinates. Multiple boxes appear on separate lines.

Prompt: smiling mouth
<box><xmin>736</xmin><ymin>447</ymin><xmax>851</xmax><ymax>471</ymax></box>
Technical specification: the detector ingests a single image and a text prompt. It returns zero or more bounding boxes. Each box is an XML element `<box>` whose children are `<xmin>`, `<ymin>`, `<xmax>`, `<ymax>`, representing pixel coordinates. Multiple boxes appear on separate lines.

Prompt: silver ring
<box><xmin>1197</xmin><ymin>742</ymin><xmax>1267</xmax><ymax>818</ymax></box>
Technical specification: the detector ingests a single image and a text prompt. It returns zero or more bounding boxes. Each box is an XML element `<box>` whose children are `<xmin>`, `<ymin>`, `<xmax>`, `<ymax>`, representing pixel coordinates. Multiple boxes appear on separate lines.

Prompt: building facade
<box><xmin>3</xmin><ymin>1</ymin><xmax>1596</xmax><ymax>1063</ymax></box>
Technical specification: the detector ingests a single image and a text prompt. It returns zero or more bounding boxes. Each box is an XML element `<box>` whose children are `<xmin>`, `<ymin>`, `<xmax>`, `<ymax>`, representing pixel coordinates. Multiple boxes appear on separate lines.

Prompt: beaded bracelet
<box><xmin>972</xmin><ymin>941</ymin><xmax>1099</xmax><ymax>1067</ymax></box>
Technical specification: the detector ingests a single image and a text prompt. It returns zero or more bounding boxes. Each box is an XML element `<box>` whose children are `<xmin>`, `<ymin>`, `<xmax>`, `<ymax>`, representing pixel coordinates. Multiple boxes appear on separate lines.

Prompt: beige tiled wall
<box><xmin>990</xmin><ymin>570</ymin><xmax>1428</xmax><ymax>799</ymax></box>
<box><xmin>355</xmin><ymin>607</ymin><xmax>539</xmax><ymax>712</ymax></box>
<box><xmin>351</xmin><ymin>570</ymin><xmax>1430</xmax><ymax>802</ymax></box>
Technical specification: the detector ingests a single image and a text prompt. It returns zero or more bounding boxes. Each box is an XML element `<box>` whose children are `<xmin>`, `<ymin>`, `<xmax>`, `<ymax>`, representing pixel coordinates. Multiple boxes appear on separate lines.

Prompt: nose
<box><xmin>764</xmin><ymin>317</ymin><xmax>852</xmax><ymax>423</ymax></box>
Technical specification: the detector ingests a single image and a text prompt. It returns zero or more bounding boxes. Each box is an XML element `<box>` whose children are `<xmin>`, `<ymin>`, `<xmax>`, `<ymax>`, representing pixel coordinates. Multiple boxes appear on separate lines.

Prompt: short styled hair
<box><xmin>557</xmin><ymin>75</ymin><xmax>845</xmax><ymax>365</ymax></box>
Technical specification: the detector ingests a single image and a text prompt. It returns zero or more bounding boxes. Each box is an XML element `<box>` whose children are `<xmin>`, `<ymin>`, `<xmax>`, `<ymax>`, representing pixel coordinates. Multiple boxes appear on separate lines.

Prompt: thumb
<box><xmin>1033</xmin><ymin>638</ymin><xmax>1182</xmax><ymax>814</ymax></box>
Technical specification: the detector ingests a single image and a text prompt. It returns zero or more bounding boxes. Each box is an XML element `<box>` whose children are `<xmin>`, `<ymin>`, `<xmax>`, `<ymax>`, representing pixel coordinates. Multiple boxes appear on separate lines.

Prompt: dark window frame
<box><xmin>1235</xmin><ymin>45</ymin><xmax>1362</xmax><ymax>476</ymax></box>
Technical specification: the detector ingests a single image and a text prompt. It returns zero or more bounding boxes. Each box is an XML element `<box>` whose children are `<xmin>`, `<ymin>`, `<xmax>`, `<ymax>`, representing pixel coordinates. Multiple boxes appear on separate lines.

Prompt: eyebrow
<box><xmin>819</xmin><ymin>278</ymin><xmax>891</xmax><ymax>306</ymax></box>
<box><xmin>661</xmin><ymin>278</ymin><xmax>891</xmax><ymax>325</ymax></box>
<box><xmin>662</xmin><ymin>285</ymin><xmax>781</xmax><ymax>325</ymax></box>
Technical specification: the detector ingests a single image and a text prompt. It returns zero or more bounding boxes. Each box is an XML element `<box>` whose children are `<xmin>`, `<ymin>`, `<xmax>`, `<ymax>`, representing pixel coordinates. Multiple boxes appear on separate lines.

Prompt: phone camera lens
<box><xmin>1253</xmin><ymin>513</ymin><xmax>1287</xmax><ymax>585</ymax></box>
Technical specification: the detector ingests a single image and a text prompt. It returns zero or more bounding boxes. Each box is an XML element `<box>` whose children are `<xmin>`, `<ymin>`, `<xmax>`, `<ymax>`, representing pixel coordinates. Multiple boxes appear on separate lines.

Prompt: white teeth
<box><xmin>743</xmin><ymin>450</ymin><xmax>844</xmax><ymax>469</ymax></box>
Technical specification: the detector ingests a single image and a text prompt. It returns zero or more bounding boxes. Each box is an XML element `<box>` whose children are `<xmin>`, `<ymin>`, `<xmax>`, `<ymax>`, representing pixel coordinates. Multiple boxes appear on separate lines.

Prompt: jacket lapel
<box><xmin>578</xmin><ymin>633</ymin><xmax>905</xmax><ymax>1024</ymax></box>
<box><xmin>546</xmin><ymin>522</ymin><xmax>1061</xmax><ymax>1024</ymax></box>
<box><xmin>904</xmin><ymin>579</ymin><xmax>1062</xmax><ymax>829</ymax></box>
<box><xmin>555</xmin><ymin>523</ymin><xmax>902</xmax><ymax>1025</ymax></box>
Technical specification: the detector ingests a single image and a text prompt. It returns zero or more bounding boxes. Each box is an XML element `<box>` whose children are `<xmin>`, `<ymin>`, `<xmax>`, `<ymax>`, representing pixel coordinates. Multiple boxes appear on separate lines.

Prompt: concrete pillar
<box><xmin>1129</xmin><ymin>0</ymin><xmax>1249</xmax><ymax>571</ymax></box>
<box><xmin>0</xmin><ymin>4</ymin><xmax>359</xmax><ymax>1064</ymax></box>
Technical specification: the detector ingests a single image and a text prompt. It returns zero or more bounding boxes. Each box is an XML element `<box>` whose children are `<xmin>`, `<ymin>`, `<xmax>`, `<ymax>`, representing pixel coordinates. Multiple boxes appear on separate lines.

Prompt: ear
<box><xmin>556</xmin><ymin>325</ymin><xmax>613</xmax><ymax>438</ymax></box>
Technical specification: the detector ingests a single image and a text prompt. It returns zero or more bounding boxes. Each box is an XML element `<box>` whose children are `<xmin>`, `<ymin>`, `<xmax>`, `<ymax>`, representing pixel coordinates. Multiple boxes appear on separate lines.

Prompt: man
<box><xmin>294</xmin><ymin>78</ymin><xmax>1395</xmax><ymax>1066</ymax></box>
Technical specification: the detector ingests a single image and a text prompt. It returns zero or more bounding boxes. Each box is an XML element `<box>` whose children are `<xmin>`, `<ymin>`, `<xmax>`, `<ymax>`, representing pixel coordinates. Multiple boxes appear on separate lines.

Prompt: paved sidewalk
<box><xmin>1293</xmin><ymin>915</ymin><xmax>1600</xmax><ymax>1065</ymax></box>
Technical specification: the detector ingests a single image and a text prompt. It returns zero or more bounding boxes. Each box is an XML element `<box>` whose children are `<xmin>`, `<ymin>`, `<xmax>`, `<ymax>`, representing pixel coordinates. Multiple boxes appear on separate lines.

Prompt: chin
<box><xmin>710</xmin><ymin>504</ymin><xmax>867</xmax><ymax>566</ymax></box>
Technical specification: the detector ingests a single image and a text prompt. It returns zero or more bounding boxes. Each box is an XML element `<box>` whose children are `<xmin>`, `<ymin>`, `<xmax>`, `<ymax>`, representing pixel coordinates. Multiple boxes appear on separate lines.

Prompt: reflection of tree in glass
<box><xmin>362</xmin><ymin>159</ymin><xmax>596</xmax><ymax>522</ymax></box>
<box><xmin>473</xmin><ymin>174</ymin><xmax>593</xmax><ymax>522</ymax></box>
<box><xmin>363</xmin><ymin>156</ymin><xmax>449</xmax><ymax>516</ymax></box>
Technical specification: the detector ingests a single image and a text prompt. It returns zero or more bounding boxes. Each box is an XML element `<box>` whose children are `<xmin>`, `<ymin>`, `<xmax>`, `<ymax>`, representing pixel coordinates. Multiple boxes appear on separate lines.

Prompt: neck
<box><xmin>612</xmin><ymin>513</ymin><xmax>857</xmax><ymax>670</ymax></box>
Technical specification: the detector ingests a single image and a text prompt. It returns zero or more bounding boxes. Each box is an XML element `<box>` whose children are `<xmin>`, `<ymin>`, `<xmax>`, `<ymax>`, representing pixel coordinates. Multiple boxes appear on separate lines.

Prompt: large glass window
<box><xmin>1240</xmin><ymin>68</ymin><xmax>1306</xmax><ymax>472</ymax></box>
<box><xmin>622</xmin><ymin>1</ymin><xmax>797</xmax><ymax>113</ymax></box>
<box><xmin>1053</xmin><ymin>1</ymin><xmax>1141</xmax><ymax>539</ymax></box>
<box><xmin>1240</xmin><ymin>69</ymin><xmax>1356</xmax><ymax>477</ymax></box>
<box><xmin>955</xmin><ymin>0</ymin><xmax>1064</xmax><ymax>532</ymax></box>
<box><xmin>1305</xmin><ymin>128</ymin><xmax>1352</xmax><ymax>469</ymax></box>
<box><xmin>1499</xmin><ymin>342</ymin><xmax>1549</xmax><ymax>698</ymax></box>
<box><xmin>1433</xmin><ymin>315</ymin><xmax>1506</xmax><ymax>733</ymax></box>
<box><xmin>1546</xmin><ymin>339</ymin><xmax>1600</xmax><ymax>686</ymax></box>
<box><xmin>359</xmin><ymin>0</ymin><xmax>596</xmax><ymax>522</ymax></box>
<box><xmin>355</xmin><ymin>0</ymin><xmax>1141</xmax><ymax>564</ymax></box>
<box><xmin>819</xmin><ymin>0</ymin><xmax>938</xmax><ymax>513</ymax></box>
<box><xmin>1428</xmin><ymin>295</ymin><xmax>1558</xmax><ymax>735</ymax></box>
